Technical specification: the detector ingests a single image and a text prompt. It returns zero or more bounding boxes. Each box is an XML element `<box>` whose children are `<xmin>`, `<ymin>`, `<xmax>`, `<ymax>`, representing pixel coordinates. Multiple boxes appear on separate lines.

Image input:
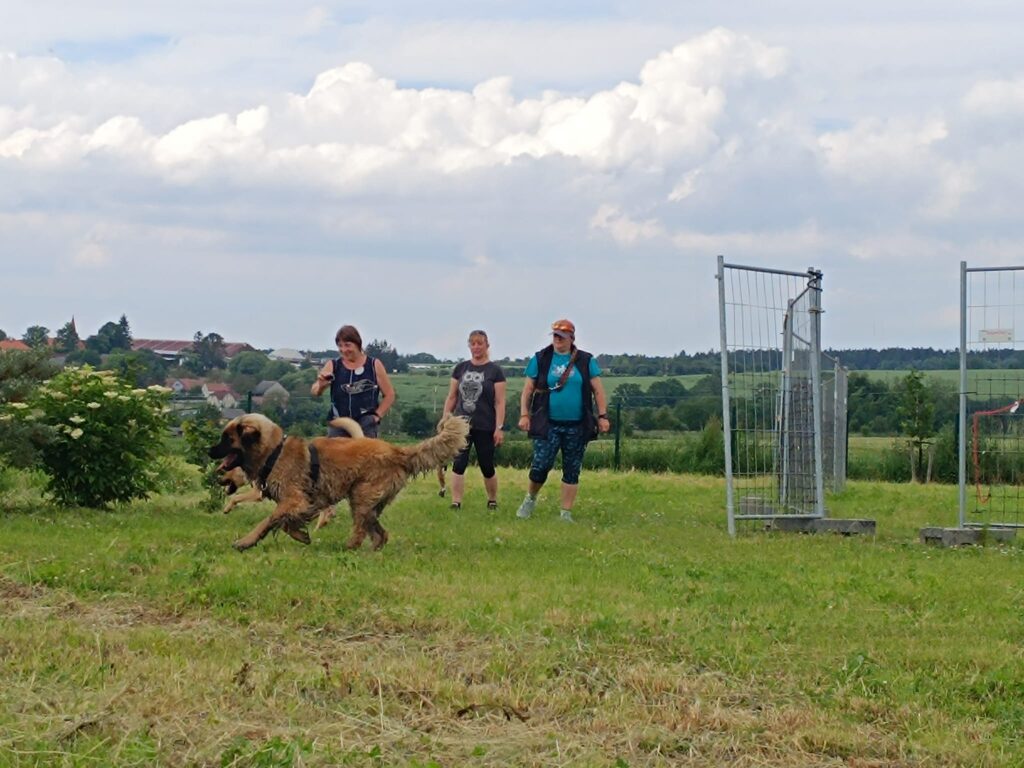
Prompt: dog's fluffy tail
<box><xmin>402</xmin><ymin>415</ymin><xmax>469</xmax><ymax>476</ymax></box>
<box><xmin>327</xmin><ymin>416</ymin><xmax>364</xmax><ymax>438</ymax></box>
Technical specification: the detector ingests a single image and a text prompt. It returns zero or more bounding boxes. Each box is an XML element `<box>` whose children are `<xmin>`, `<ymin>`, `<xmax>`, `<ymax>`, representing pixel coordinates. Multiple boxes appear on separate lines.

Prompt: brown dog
<box><xmin>218</xmin><ymin>467</ymin><xmax>264</xmax><ymax>514</ymax></box>
<box><xmin>208</xmin><ymin>413</ymin><xmax>469</xmax><ymax>551</ymax></box>
<box><xmin>217</xmin><ymin>419</ymin><xmax>365</xmax><ymax>522</ymax></box>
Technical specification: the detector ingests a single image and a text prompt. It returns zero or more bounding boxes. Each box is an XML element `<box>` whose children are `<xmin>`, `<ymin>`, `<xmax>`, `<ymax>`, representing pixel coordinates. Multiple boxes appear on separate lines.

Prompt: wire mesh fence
<box><xmin>959</xmin><ymin>262</ymin><xmax>1024</xmax><ymax>528</ymax></box>
<box><xmin>717</xmin><ymin>257</ymin><xmax>845</xmax><ymax>535</ymax></box>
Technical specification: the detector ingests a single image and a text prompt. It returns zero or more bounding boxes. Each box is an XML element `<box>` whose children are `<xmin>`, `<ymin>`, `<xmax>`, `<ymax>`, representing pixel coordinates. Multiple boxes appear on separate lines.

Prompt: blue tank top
<box><xmin>328</xmin><ymin>356</ymin><xmax>380</xmax><ymax>419</ymax></box>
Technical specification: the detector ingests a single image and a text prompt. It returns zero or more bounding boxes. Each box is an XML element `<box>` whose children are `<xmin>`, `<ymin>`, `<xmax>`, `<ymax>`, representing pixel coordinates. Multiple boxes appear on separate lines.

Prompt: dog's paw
<box><xmin>232</xmin><ymin>539</ymin><xmax>254</xmax><ymax>551</ymax></box>
<box><xmin>285</xmin><ymin>526</ymin><xmax>311</xmax><ymax>545</ymax></box>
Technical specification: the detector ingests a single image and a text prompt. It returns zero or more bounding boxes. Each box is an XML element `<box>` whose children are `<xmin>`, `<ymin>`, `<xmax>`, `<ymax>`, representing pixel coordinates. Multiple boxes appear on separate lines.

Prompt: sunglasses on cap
<box><xmin>551</xmin><ymin>320</ymin><xmax>575</xmax><ymax>336</ymax></box>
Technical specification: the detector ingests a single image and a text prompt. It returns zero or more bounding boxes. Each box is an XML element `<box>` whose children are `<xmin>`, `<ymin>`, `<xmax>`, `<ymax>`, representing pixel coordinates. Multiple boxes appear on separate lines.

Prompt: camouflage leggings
<box><xmin>529</xmin><ymin>422</ymin><xmax>588</xmax><ymax>485</ymax></box>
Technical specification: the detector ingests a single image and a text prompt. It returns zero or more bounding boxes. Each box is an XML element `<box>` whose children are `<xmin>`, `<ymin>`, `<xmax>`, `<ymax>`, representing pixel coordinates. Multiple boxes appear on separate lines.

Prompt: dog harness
<box><xmin>256</xmin><ymin>438</ymin><xmax>320</xmax><ymax>493</ymax></box>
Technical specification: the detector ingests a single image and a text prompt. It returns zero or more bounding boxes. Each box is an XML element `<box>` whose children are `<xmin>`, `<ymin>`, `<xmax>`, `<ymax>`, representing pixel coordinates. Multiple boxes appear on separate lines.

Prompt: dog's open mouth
<box><xmin>216</xmin><ymin>451</ymin><xmax>242</xmax><ymax>473</ymax></box>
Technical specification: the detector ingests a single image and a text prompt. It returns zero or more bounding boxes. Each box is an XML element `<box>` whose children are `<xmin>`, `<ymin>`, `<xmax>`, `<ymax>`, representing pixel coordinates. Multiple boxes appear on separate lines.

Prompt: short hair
<box><xmin>334</xmin><ymin>325</ymin><xmax>363</xmax><ymax>349</ymax></box>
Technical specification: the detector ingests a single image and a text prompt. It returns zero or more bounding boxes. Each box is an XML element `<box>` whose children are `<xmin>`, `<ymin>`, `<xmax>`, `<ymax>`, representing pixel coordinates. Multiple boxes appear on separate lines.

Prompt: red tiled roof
<box><xmin>205</xmin><ymin>383</ymin><xmax>238</xmax><ymax>396</ymax></box>
<box><xmin>167</xmin><ymin>378</ymin><xmax>205</xmax><ymax>390</ymax></box>
<box><xmin>133</xmin><ymin>339</ymin><xmax>254</xmax><ymax>357</ymax></box>
<box><xmin>0</xmin><ymin>340</ymin><xmax>31</xmax><ymax>351</ymax></box>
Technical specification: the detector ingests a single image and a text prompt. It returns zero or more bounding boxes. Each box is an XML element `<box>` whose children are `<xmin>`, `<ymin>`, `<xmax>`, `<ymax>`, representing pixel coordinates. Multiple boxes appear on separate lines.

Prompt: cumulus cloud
<box><xmin>0</xmin><ymin>28</ymin><xmax>788</xmax><ymax>186</ymax></box>
<box><xmin>3</xmin><ymin>17</ymin><xmax>1024</xmax><ymax>353</ymax></box>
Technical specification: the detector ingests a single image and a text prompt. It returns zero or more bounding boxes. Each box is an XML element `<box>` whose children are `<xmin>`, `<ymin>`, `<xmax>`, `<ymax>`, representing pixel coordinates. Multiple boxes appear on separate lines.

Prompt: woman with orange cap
<box><xmin>516</xmin><ymin>319</ymin><xmax>610</xmax><ymax>522</ymax></box>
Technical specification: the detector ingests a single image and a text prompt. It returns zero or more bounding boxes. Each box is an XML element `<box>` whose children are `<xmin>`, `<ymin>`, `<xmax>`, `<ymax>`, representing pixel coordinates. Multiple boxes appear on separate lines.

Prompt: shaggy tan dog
<box><xmin>208</xmin><ymin>414</ymin><xmax>469</xmax><ymax>551</ymax></box>
<box><xmin>217</xmin><ymin>419</ymin><xmax>365</xmax><ymax>519</ymax></box>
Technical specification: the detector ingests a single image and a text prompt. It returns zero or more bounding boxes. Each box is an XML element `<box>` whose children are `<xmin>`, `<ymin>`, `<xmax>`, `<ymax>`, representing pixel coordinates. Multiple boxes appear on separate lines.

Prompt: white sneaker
<box><xmin>560</xmin><ymin>509</ymin><xmax>574</xmax><ymax>523</ymax></box>
<box><xmin>516</xmin><ymin>495</ymin><xmax>536</xmax><ymax>519</ymax></box>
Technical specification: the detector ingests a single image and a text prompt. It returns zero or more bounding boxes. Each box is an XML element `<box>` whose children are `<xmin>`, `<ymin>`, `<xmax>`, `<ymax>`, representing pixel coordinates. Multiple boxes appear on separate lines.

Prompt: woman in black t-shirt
<box><xmin>442</xmin><ymin>329</ymin><xmax>506</xmax><ymax>510</ymax></box>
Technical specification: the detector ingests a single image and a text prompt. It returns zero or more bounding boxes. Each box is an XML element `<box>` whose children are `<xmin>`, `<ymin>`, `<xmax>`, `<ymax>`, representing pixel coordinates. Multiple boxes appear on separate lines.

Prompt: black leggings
<box><xmin>452</xmin><ymin>428</ymin><xmax>497</xmax><ymax>478</ymax></box>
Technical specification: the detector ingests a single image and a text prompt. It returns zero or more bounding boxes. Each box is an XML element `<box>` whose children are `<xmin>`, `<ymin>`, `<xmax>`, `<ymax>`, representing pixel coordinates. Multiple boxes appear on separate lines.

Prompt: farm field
<box><xmin>857</xmin><ymin>369</ymin><xmax>1024</xmax><ymax>401</ymax></box>
<box><xmin>388</xmin><ymin>372</ymin><xmax>709</xmax><ymax>415</ymax></box>
<box><xmin>2</xmin><ymin>470</ymin><xmax>1022</xmax><ymax>766</ymax></box>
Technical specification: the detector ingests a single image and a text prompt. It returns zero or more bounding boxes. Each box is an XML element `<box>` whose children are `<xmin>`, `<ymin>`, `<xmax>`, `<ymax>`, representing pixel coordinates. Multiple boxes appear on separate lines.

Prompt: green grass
<box><xmin>858</xmin><ymin>368</ymin><xmax>1024</xmax><ymax>401</ymax></box>
<box><xmin>388</xmin><ymin>372</ymin><xmax>707</xmax><ymax>415</ymax></box>
<box><xmin>2</xmin><ymin>471</ymin><xmax>1023</xmax><ymax>766</ymax></box>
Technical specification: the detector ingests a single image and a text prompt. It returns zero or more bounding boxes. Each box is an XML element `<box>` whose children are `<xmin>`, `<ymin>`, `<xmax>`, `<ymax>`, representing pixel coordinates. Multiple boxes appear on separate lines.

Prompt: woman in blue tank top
<box><xmin>311</xmin><ymin>324</ymin><xmax>396</xmax><ymax>438</ymax></box>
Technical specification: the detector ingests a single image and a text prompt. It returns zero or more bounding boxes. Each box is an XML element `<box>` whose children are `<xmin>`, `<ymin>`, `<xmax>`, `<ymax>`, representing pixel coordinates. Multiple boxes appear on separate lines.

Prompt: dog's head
<box><xmin>217</xmin><ymin>467</ymin><xmax>249</xmax><ymax>495</ymax></box>
<box><xmin>208</xmin><ymin>413</ymin><xmax>283</xmax><ymax>476</ymax></box>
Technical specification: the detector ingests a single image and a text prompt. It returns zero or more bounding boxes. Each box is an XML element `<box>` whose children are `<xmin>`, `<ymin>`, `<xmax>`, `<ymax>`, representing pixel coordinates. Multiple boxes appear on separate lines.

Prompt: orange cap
<box><xmin>551</xmin><ymin>319</ymin><xmax>575</xmax><ymax>338</ymax></box>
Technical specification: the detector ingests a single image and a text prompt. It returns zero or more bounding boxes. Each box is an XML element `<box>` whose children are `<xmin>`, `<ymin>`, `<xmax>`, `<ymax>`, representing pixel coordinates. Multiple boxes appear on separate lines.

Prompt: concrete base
<box><xmin>919</xmin><ymin>526</ymin><xmax>1017</xmax><ymax>547</ymax></box>
<box><xmin>765</xmin><ymin>517</ymin><xmax>876</xmax><ymax>535</ymax></box>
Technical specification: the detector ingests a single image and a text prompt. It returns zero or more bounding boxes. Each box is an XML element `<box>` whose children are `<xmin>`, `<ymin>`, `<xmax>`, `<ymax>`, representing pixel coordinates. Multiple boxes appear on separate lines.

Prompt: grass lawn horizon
<box><xmin>1</xmin><ymin>469</ymin><xmax>1021</xmax><ymax>766</ymax></box>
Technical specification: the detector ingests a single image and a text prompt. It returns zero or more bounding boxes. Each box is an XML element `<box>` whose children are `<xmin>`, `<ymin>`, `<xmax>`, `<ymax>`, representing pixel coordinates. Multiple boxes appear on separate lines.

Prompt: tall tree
<box><xmin>21</xmin><ymin>325</ymin><xmax>50</xmax><ymax>349</ymax></box>
<box><xmin>86</xmin><ymin>319</ymin><xmax>131</xmax><ymax>353</ymax></box>
<box><xmin>185</xmin><ymin>332</ymin><xmax>227</xmax><ymax>374</ymax></box>
<box><xmin>365</xmin><ymin>339</ymin><xmax>407</xmax><ymax>373</ymax></box>
<box><xmin>54</xmin><ymin>320</ymin><xmax>81</xmax><ymax>354</ymax></box>
<box><xmin>0</xmin><ymin>329</ymin><xmax>7</xmax><ymax>341</ymax></box>
<box><xmin>897</xmin><ymin>370</ymin><xmax>935</xmax><ymax>482</ymax></box>
<box><xmin>116</xmin><ymin>314</ymin><xmax>132</xmax><ymax>348</ymax></box>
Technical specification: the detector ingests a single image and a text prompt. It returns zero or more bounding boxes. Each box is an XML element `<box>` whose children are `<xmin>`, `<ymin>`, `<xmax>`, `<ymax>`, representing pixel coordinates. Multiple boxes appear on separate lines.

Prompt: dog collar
<box><xmin>257</xmin><ymin>438</ymin><xmax>286</xmax><ymax>488</ymax></box>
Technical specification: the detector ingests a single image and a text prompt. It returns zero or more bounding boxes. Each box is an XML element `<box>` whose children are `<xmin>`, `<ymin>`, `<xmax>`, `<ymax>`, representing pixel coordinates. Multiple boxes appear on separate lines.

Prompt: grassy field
<box><xmin>387</xmin><ymin>373</ymin><xmax>708</xmax><ymax>416</ymax></box>
<box><xmin>2</xmin><ymin>468</ymin><xmax>1023</xmax><ymax>767</ymax></box>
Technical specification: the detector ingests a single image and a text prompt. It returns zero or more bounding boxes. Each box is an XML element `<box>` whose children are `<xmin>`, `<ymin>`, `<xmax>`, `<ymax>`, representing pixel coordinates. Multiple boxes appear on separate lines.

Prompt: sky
<box><xmin>3</xmin><ymin>2</ymin><xmax>1024</xmax><ymax>360</ymax></box>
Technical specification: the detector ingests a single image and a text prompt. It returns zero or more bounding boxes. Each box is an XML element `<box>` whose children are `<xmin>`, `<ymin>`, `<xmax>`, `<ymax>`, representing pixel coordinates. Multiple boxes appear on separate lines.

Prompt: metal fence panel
<box><xmin>959</xmin><ymin>261</ymin><xmax>1024</xmax><ymax>528</ymax></box>
<box><xmin>718</xmin><ymin>257</ymin><xmax>828</xmax><ymax>535</ymax></box>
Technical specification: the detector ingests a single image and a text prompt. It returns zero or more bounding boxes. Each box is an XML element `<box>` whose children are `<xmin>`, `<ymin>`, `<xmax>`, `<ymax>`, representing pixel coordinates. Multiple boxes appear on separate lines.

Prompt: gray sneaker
<box><xmin>516</xmin><ymin>496</ymin><xmax>536</xmax><ymax>519</ymax></box>
<box><xmin>559</xmin><ymin>509</ymin><xmax>574</xmax><ymax>523</ymax></box>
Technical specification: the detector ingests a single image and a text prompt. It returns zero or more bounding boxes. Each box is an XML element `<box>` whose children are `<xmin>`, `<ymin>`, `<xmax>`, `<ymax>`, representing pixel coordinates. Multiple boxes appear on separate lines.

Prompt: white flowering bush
<box><xmin>5</xmin><ymin>367</ymin><xmax>171</xmax><ymax>507</ymax></box>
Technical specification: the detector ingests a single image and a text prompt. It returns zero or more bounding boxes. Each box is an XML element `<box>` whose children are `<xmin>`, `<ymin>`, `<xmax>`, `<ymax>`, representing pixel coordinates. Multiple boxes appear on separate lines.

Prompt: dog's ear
<box><xmin>237</xmin><ymin>422</ymin><xmax>261</xmax><ymax>447</ymax></box>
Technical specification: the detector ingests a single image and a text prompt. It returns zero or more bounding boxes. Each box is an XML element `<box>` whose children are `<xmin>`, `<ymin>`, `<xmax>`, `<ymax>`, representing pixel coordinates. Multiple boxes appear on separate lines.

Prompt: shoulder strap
<box><xmin>535</xmin><ymin>346</ymin><xmax>553</xmax><ymax>388</ymax></box>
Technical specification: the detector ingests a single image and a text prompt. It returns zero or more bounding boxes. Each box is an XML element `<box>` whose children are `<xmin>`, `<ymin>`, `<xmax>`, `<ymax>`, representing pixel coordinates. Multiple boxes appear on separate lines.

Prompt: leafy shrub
<box><xmin>151</xmin><ymin>454</ymin><xmax>203</xmax><ymax>495</ymax></box>
<box><xmin>0</xmin><ymin>348</ymin><xmax>56</xmax><ymax>468</ymax></box>
<box><xmin>181</xmin><ymin>404</ymin><xmax>229</xmax><ymax>512</ymax></box>
<box><xmin>3</xmin><ymin>367</ymin><xmax>170</xmax><ymax>507</ymax></box>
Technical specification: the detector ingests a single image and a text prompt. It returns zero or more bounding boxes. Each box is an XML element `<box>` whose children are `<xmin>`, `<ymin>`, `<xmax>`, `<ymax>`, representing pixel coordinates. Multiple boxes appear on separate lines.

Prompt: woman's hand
<box><xmin>493</xmin><ymin>428</ymin><xmax>505</xmax><ymax>446</ymax></box>
<box><xmin>517</xmin><ymin>415</ymin><xmax>530</xmax><ymax>432</ymax></box>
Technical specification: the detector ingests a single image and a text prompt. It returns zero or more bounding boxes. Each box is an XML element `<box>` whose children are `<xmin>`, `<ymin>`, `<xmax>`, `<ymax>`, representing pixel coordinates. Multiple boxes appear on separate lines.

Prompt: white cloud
<box><xmin>590</xmin><ymin>204</ymin><xmax>664</xmax><ymax>245</ymax></box>
<box><xmin>962</xmin><ymin>77</ymin><xmax>1024</xmax><ymax>118</ymax></box>
<box><xmin>2</xmin><ymin>11</ymin><xmax>1024</xmax><ymax>354</ymax></box>
<box><xmin>73</xmin><ymin>241</ymin><xmax>111</xmax><ymax>268</ymax></box>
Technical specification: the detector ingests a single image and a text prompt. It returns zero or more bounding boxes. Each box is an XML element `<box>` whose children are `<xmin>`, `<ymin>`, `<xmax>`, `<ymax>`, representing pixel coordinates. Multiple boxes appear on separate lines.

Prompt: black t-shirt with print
<box><xmin>451</xmin><ymin>360</ymin><xmax>506</xmax><ymax>431</ymax></box>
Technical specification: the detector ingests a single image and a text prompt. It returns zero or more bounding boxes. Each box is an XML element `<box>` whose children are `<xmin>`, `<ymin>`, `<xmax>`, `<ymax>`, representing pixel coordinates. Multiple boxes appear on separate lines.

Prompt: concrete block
<box><xmin>765</xmin><ymin>517</ymin><xmax>876</xmax><ymax>536</ymax></box>
<box><xmin>919</xmin><ymin>526</ymin><xmax>1017</xmax><ymax>547</ymax></box>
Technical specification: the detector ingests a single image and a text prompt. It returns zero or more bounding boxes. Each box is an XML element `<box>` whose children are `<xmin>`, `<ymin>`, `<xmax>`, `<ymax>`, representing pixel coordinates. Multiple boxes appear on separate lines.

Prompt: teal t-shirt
<box><xmin>525</xmin><ymin>351</ymin><xmax>602</xmax><ymax>422</ymax></box>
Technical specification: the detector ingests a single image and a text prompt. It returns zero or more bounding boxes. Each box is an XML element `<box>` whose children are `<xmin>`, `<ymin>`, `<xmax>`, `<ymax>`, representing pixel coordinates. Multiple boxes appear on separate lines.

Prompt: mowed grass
<box><xmin>2</xmin><ymin>472</ymin><xmax>1023</xmax><ymax>766</ymax></box>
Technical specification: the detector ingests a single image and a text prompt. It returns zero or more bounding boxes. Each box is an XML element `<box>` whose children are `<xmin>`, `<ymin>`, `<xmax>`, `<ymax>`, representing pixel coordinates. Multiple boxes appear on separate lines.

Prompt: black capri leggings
<box><xmin>452</xmin><ymin>428</ymin><xmax>497</xmax><ymax>478</ymax></box>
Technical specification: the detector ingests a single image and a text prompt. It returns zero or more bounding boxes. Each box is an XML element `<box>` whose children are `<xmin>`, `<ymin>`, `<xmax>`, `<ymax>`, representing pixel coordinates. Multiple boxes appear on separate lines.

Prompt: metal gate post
<box><xmin>809</xmin><ymin>271</ymin><xmax>826</xmax><ymax>518</ymax></box>
<box><xmin>718</xmin><ymin>255</ymin><xmax>736</xmax><ymax>536</ymax></box>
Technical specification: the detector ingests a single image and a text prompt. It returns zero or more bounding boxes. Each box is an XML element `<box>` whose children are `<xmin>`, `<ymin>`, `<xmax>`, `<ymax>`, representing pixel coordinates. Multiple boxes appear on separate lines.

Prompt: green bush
<box><xmin>181</xmin><ymin>404</ymin><xmax>229</xmax><ymax>512</ymax></box>
<box><xmin>151</xmin><ymin>454</ymin><xmax>203</xmax><ymax>495</ymax></box>
<box><xmin>0</xmin><ymin>348</ymin><xmax>56</xmax><ymax>468</ymax></box>
<box><xmin>3</xmin><ymin>367</ymin><xmax>170</xmax><ymax>507</ymax></box>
